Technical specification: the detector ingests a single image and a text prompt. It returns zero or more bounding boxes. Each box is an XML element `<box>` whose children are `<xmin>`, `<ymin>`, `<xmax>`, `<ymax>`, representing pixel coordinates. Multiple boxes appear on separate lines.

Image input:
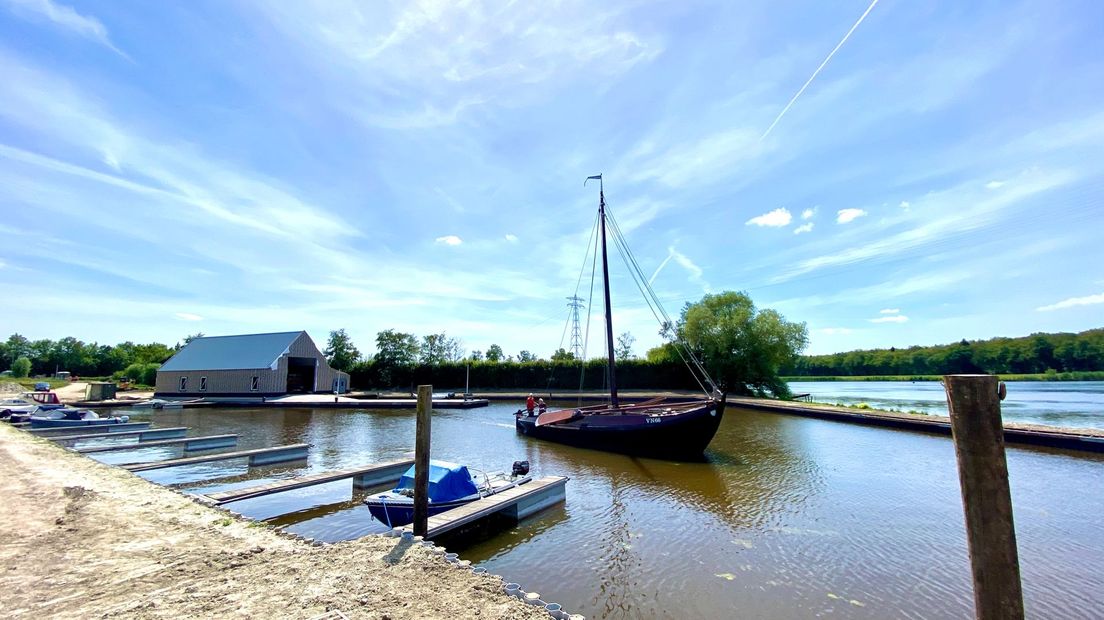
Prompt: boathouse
<box><xmin>154</xmin><ymin>331</ymin><xmax>349</xmax><ymax>398</ymax></box>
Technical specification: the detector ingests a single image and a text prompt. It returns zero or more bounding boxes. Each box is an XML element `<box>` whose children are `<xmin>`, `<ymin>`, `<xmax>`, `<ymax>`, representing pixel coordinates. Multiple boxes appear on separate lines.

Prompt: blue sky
<box><xmin>1</xmin><ymin>0</ymin><xmax>1102</xmax><ymax>358</ymax></box>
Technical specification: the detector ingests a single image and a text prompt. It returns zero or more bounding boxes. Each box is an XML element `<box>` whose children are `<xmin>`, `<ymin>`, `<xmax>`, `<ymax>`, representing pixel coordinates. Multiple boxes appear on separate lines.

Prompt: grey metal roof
<box><xmin>160</xmin><ymin>331</ymin><xmax>305</xmax><ymax>371</ymax></box>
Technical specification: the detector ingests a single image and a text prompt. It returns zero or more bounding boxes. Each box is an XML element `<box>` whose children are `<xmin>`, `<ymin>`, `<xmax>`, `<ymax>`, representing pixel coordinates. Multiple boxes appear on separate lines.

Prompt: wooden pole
<box><xmin>413</xmin><ymin>384</ymin><xmax>433</xmax><ymax>537</ymax></box>
<box><xmin>944</xmin><ymin>374</ymin><xmax>1024</xmax><ymax>620</ymax></box>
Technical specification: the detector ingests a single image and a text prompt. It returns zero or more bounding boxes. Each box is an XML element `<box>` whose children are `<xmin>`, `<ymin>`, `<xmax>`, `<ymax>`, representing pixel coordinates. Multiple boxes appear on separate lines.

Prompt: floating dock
<box><xmin>75</xmin><ymin>434</ymin><xmax>239</xmax><ymax>454</ymax></box>
<box><xmin>402</xmin><ymin>476</ymin><xmax>568</xmax><ymax>539</ymax></box>
<box><xmin>727</xmin><ymin>396</ymin><xmax>1104</xmax><ymax>453</ymax></box>
<box><xmin>122</xmin><ymin>443</ymin><xmax>310</xmax><ymax>472</ymax></box>
<box><xmin>49</xmin><ymin>427</ymin><xmax>189</xmax><ymax>443</ymax></box>
<box><xmin>199</xmin><ymin>458</ymin><xmax>414</xmax><ymax>505</ymax></box>
<box><xmin>26</xmin><ymin>421</ymin><xmax>152</xmax><ymax>435</ymax></box>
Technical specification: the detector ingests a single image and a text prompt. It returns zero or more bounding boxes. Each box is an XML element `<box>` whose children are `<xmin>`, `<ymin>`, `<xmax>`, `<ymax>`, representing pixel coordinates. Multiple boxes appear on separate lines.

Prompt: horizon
<box><xmin>1</xmin><ymin>1</ymin><xmax>1102</xmax><ymax>358</ymax></box>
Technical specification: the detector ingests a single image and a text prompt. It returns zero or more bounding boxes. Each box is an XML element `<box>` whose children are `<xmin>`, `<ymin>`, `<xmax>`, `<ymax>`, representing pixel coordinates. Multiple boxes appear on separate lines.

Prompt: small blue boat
<box><xmin>365</xmin><ymin>460</ymin><xmax>531</xmax><ymax>527</ymax></box>
<box><xmin>29</xmin><ymin>408</ymin><xmax>130</xmax><ymax>428</ymax></box>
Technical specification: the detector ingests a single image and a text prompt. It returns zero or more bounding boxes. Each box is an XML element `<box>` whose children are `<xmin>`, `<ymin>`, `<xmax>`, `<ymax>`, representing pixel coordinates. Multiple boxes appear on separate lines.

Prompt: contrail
<box><xmin>648</xmin><ymin>250</ymin><xmax>676</xmax><ymax>285</ymax></box>
<box><xmin>759</xmin><ymin>0</ymin><xmax>881</xmax><ymax>141</ymax></box>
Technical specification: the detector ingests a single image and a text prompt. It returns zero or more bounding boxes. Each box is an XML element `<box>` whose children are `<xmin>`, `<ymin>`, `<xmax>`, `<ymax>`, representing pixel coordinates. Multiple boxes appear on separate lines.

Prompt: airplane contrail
<box><xmin>759</xmin><ymin>0</ymin><xmax>881</xmax><ymax>142</ymax></box>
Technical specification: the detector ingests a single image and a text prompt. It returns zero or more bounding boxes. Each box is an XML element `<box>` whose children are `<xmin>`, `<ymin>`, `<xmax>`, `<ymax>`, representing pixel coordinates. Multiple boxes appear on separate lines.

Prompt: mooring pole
<box><xmin>413</xmin><ymin>384</ymin><xmax>433</xmax><ymax>537</ymax></box>
<box><xmin>944</xmin><ymin>374</ymin><xmax>1024</xmax><ymax>620</ymax></box>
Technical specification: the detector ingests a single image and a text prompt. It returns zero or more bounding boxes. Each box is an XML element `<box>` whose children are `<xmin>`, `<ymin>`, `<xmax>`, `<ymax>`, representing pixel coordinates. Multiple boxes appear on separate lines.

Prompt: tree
<box><xmin>183</xmin><ymin>333</ymin><xmax>205</xmax><ymax>346</ymax></box>
<box><xmin>11</xmin><ymin>356</ymin><xmax>31</xmax><ymax>378</ymax></box>
<box><xmin>374</xmin><ymin>330</ymin><xmax>419</xmax><ymax>367</ymax></box>
<box><xmin>615</xmin><ymin>332</ymin><xmax>636</xmax><ymax>360</ymax></box>
<box><xmin>551</xmin><ymin>348</ymin><xmax>576</xmax><ymax>362</ymax></box>
<box><xmin>470</xmin><ymin>350</ymin><xmax>483</xmax><ymax>362</ymax></box>
<box><xmin>676</xmin><ymin>291</ymin><xmax>807</xmax><ymax>397</ymax></box>
<box><xmin>324</xmin><ymin>329</ymin><xmax>361</xmax><ymax>371</ymax></box>
<box><xmin>645</xmin><ymin>342</ymin><xmax>678</xmax><ymax>363</ymax></box>
<box><xmin>517</xmin><ymin>350</ymin><xmax>536</xmax><ymax>362</ymax></box>
<box><xmin>485</xmin><ymin>344</ymin><xmax>504</xmax><ymax>363</ymax></box>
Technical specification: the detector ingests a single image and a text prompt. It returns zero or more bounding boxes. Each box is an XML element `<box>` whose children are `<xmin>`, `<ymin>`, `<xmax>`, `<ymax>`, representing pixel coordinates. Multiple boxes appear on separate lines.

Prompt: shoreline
<box><xmin>0</xmin><ymin>423</ymin><xmax>547</xmax><ymax>619</ymax></box>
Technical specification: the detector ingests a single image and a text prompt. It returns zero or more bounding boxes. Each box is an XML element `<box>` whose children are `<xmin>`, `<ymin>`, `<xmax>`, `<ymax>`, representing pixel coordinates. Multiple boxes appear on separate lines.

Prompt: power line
<box><xmin>566</xmin><ymin>295</ymin><xmax>585</xmax><ymax>359</ymax></box>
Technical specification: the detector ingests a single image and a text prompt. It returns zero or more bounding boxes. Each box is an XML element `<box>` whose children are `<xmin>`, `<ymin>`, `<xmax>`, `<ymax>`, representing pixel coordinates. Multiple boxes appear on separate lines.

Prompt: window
<box><xmin>199</xmin><ymin>377</ymin><xmax>207</xmax><ymax>392</ymax></box>
<box><xmin>250</xmin><ymin>376</ymin><xmax>259</xmax><ymax>391</ymax></box>
<box><xmin>179</xmin><ymin>376</ymin><xmax>187</xmax><ymax>391</ymax></box>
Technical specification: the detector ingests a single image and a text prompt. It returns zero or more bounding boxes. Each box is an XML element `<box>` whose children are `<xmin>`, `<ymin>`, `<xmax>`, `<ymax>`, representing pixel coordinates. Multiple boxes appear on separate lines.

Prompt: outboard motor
<box><xmin>512</xmin><ymin>460</ymin><xmax>530</xmax><ymax>478</ymax></box>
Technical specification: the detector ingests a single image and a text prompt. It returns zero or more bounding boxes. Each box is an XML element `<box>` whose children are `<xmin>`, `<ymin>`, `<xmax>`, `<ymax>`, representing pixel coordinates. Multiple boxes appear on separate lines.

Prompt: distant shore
<box><xmin>783</xmin><ymin>372</ymin><xmax>1104</xmax><ymax>382</ymax></box>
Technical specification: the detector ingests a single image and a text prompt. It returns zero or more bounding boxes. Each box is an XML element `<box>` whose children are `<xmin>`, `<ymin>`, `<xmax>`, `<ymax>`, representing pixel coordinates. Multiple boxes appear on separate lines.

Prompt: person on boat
<box><xmin>526</xmin><ymin>394</ymin><xmax>536</xmax><ymax>415</ymax></box>
<box><xmin>537</xmin><ymin>398</ymin><xmax>547</xmax><ymax>414</ymax></box>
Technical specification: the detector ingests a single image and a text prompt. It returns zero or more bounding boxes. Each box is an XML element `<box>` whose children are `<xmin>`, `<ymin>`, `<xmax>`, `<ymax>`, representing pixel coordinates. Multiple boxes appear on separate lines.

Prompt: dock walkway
<box><xmin>49</xmin><ymin>427</ymin><xmax>188</xmax><ymax>443</ymax></box>
<box><xmin>201</xmin><ymin>458</ymin><xmax>414</xmax><ymax>504</ymax></box>
<box><xmin>122</xmin><ymin>443</ymin><xmax>309</xmax><ymax>472</ymax></box>
<box><xmin>76</xmin><ymin>434</ymin><xmax>238</xmax><ymax>454</ymax></box>
<box><xmin>403</xmin><ymin>476</ymin><xmax>568</xmax><ymax>539</ymax></box>
<box><xmin>27</xmin><ymin>422</ymin><xmax>151</xmax><ymax>435</ymax></box>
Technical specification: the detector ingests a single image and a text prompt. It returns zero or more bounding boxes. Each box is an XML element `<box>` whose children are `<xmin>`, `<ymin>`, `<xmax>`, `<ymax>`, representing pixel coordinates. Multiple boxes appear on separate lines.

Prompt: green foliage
<box><xmin>485</xmin><ymin>344</ymin><xmax>504</xmax><ymax>362</ymax></box>
<box><xmin>324</xmin><ymin>329</ymin><xmax>361</xmax><ymax>371</ymax></box>
<box><xmin>374</xmin><ymin>329</ymin><xmax>419</xmax><ymax>367</ymax></box>
<box><xmin>517</xmin><ymin>350</ymin><xmax>536</xmax><ymax>362</ymax></box>
<box><xmin>550</xmin><ymin>348</ymin><xmax>576</xmax><ymax>362</ymax></box>
<box><xmin>786</xmin><ymin>328</ymin><xmax>1104</xmax><ymax>376</ymax></box>
<box><xmin>119</xmin><ymin>362</ymin><xmax>160</xmax><ymax>386</ymax></box>
<box><xmin>11</xmin><ymin>356</ymin><xmax>31</xmax><ymax>378</ymax></box>
<box><xmin>615</xmin><ymin>332</ymin><xmax>635</xmax><ymax>361</ymax></box>
<box><xmin>676</xmin><ymin>291</ymin><xmax>808</xmax><ymax>397</ymax></box>
<box><xmin>419</xmin><ymin>333</ymin><xmax>463</xmax><ymax>364</ymax></box>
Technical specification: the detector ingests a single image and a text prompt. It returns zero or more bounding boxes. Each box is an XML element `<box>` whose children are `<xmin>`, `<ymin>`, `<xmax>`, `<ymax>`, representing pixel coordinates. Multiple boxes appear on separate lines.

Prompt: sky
<box><xmin>0</xmin><ymin>0</ymin><xmax>1102</xmax><ymax>359</ymax></box>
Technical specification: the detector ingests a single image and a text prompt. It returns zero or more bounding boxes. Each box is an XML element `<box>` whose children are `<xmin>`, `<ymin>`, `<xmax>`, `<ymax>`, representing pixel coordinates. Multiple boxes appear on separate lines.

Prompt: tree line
<box><xmin>0</xmin><ymin>333</ymin><xmax>203</xmax><ymax>384</ymax></box>
<box><xmin>784</xmin><ymin>329</ymin><xmax>1104</xmax><ymax>376</ymax></box>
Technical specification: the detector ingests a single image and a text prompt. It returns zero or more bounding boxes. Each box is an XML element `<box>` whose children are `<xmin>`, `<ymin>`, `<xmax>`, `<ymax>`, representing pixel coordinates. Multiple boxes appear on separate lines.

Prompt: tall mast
<box><xmin>588</xmin><ymin>174</ymin><xmax>619</xmax><ymax>408</ymax></box>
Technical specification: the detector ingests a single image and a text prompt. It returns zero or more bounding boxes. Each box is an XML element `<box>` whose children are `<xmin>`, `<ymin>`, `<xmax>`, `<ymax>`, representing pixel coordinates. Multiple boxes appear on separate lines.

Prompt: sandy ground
<box><xmin>0</xmin><ymin>424</ymin><xmax>548</xmax><ymax>619</ymax></box>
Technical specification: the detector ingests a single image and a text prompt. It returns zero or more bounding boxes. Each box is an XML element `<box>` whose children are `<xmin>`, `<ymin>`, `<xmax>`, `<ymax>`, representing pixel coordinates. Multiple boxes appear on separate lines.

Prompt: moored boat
<box><xmin>515</xmin><ymin>175</ymin><xmax>726</xmax><ymax>459</ymax></box>
<box><xmin>364</xmin><ymin>460</ymin><xmax>532</xmax><ymax>527</ymax></box>
<box><xmin>29</xmin><ymin>408</ymin><xmax>130</xmax><ymax>428</ymax></box>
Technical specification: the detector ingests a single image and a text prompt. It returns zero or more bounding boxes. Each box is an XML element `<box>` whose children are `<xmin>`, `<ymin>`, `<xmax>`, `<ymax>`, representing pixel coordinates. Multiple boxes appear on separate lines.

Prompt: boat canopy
<box><xmin>395</xmin><ymin>460</ymin><xmax>479</xmax><ymax>502</ymax></box>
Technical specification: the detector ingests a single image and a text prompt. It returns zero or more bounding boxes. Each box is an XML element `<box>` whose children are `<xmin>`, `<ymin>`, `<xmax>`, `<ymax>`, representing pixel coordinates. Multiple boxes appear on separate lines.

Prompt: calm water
<box><xmin>788</xmin><ymin>380</ymin><xmax>1104</xmax><ymax>430</ymax></box>
<box><xmin>86</xmin><ymin>404</ymin><xmax>1104</xmax><ymax>619</ymax></box>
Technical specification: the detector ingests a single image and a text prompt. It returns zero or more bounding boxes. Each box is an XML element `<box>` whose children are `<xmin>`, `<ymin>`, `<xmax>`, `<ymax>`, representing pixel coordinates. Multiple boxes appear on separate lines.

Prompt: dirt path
<box><xmin>0</xmin><ymin>424</ymin><xmax>547</xmax><ymax>619</ymax></box>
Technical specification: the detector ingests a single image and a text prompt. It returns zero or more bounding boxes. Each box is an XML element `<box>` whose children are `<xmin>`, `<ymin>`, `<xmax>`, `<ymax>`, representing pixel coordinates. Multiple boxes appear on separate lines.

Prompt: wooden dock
<box><xmin>26</xmin><ymin>422</ymin><xmax>152</xmax><ymax>436</ymax></box>
<box><xmin>49</xmin><ymin>427</ymin><xmax>189</xmax><ymax>443</ymax></box>
<box><xmin>199</xmin><ymin>458</ymin><xmax>414</xmax><ymax>505</ymax></box>
<box><xmin>76</xmin><ymin>434</ymin><xmax>239</xmax><ymax>454</ymax></box>
<box><xmin>402</xmin><ymin>476</ymin><xmax>568</xmax><ymax>539</ymax></box>
<box><xmin>121</xmin><ymin>443</ymin><xmax>310</xmax><ymax>472</ymax></box>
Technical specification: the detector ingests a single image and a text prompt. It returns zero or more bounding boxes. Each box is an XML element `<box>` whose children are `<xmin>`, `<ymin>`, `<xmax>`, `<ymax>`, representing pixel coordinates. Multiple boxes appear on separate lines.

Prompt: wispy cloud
<box><xmin>174</xmin><ymin>312</ymin><xmax>203</xmax><ymax>321</ymax></box>
<box><xmin>504</xmin><ymin>234</ymin><xmax>519</xmax><ymax>243</ymax></box>
<box><xmin>869</xmin><ymin>315</ymin><xmax>909</xmax><ymax>323</ymax></box>
<box><xmin>836</xmin><ymin>208</ymin><xmax>867</xmax><ymax>223</ymax></box>
<box><xmin>746</xmin><ymin>207</ymin><xmax>792</xmax><ymax>227</ymax></box>
<box><xmin>985</xmin><ymin>180</ymin><xmax>1005</xmax><ymax>189</ymax></box>
<box><xmin>793</xmin><ymin>222</ymin><xmax>814</xmax><ymax>235</ymax></box>
<box><xmin>818</xmin><ymin>327</ymin><xmax>853</xmax><ymax>335</ymax></box>
<box><xmin>801</xmin><ymin>207</ymin><xmax>817</xmax><ymax>220</ymax></box>
<box><xmin>899</xmin><ymin>201</ymin><xmax>910</xmax><ymax>210</ymax></box>
<box><xmin>759</xmin><ymin>0</ymin><xmax>881</xmax><ymax>141</ymax></box>
<box><xmin>880</xmin><ymin>308</ymin><xmax>900</xmax><ymax>314</ymax></box>
<box><xmin>1036</xmin><ymin>292</ymin><xmax>1104</xmax><ymax>312</ymax></box>
<box><xmin>3</xmin><ymin>0</ymin><xmax>129</xmax><ymax>58</ymax></box>
<box><xmin>435</xmin><ymin>235</ymin><xmax>463</xmax><ymax>246</ymax></box>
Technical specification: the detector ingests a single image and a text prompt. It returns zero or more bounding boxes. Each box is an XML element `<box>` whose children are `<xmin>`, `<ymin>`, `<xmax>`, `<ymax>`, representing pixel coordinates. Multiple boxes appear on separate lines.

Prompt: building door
<box><xmin>286</xmin><ymin>357</ymin><xmax>317</xmax><ymax>393</ymax></box>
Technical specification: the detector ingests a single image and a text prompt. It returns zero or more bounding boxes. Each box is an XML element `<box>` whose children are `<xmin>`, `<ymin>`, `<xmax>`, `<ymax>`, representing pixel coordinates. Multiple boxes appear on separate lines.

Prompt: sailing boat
<box><xmin>514</xmin><ymin>175</ymin><xmax>726</xmax><ymax>459</ymax></box>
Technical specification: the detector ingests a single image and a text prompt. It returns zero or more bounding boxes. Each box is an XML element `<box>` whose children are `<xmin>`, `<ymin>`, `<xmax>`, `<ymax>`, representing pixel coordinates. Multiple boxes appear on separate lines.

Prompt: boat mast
<box><xmin>587</xmin><ymin>174</ymin><xmax>619</xmax><ymax>409</ymax></box>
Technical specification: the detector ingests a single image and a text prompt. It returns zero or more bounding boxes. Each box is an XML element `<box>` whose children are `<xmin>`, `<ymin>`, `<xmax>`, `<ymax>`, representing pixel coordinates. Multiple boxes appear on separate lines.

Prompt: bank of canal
<box><xmin>81</xmin><ymin>402</ymin><xmax>1104</xmax><ymax>619</ymax></box>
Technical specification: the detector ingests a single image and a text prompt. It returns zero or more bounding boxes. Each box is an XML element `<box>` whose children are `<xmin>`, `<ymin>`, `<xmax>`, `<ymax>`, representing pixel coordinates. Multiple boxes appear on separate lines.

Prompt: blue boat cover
<box><xmin>395</xmin><ymin>460</ymin><xmax>479</xmax><ymax>502</ymax></box>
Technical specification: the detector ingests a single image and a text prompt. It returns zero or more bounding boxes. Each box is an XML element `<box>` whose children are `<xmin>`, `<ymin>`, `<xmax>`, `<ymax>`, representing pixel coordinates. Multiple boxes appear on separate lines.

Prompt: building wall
<box><xmin>154</xmin><ymin>331</ymin><xmax>350</xmax><ymax>396</ymax></box>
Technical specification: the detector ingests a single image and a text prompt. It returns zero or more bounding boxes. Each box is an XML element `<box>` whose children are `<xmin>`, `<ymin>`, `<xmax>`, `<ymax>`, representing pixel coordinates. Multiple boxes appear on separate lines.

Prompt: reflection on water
<box><xmin>93</xmin><ymin>403</ymin><xmax>1104</xmax><ymax>619</ymax></box>
<box><xmin>788</xmin><ymin>380</ymin><xmax>1104</xmax><ymax>430</ymax></box>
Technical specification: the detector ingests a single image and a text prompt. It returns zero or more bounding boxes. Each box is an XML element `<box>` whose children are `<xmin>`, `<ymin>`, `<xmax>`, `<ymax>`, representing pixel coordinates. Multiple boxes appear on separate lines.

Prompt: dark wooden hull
<box><xmin>515</xmin><ymin>399</ymin><xmax>725</xmax><ymax>459</ymax></box>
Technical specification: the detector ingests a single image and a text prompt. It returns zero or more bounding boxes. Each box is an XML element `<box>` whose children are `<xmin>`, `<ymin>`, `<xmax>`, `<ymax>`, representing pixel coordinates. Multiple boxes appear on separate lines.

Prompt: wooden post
<box><xmin>944</xmin><ymin>374</ymin><xmax>1024</xmax><ymax>620</ymax></box>
<box><xmin>412</xmin><ymin>384</ymin><xmax>433</xmax><ymax>537</ymax></box>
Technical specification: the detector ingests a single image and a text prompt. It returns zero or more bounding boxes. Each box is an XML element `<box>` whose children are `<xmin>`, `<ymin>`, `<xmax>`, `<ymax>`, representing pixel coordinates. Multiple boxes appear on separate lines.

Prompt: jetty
<box><xmin>122</xmin><ymin>443</ymin><xmax>310</xmax><ymax>472</ymax></box>
<box><xmin>48</xmin><ymin>426</ymin><xmax>189</xmax><ymax>443</ymax></box>
<box><xmin>26</xmin><ymin>421</ymin><xmax>151</xmax><ymax>435</ymax></box>
<box><xmin>200</xmin><ymin>458</ymin><xmax>414</xmax><ymax>505</ymax></box>
<box><xmin>401</xmin><ymin>476</ymin><xmax>568</xmax><ymax>540</ymax></box>
<box><xmin>75</xmin><ymin>433</ymin><xmax>239</xmax><ymax>453</ymax></box>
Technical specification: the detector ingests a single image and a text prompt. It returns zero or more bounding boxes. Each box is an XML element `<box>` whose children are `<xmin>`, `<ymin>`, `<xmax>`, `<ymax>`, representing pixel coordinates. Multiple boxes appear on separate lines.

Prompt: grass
<box><xmin>784</xmin><ymin>371</ymin><xmax>1104</xmax><ymax>382</ymax></box>
<box><xmin>0</xmin><ymin>377</ymin><xmax>72</xmax><ymax>389</ymax></box>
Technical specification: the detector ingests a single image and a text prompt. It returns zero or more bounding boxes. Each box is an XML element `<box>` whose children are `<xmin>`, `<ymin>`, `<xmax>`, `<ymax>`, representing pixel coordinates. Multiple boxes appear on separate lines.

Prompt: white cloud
<box><xmin>818</xmin><ymin>327</ymin><xmax>853</xmax><ymax>335</ymax></box>
<box><xmin>985</xmin><ymin>180</ymin><xmax>1005</xmax><ymax>189</ymax></box>
<box><xmin>1036</xmin><ymin>292</ymin><xmax>1104</xmax><ymax>312</ymax></box>
<box><xmin>4</xmin><ymin>0</ymin><xmax>128</xmax><ymax>58</ymax></box>
<box><xmin>801</xmin><ymin>207</ymin><xmax>817</xmax><ymax>220</ymax></box>
<box><xmin>435</xmin><ymin>235</ymin><xmax>463</xmax><ymax>246</ymax></box>
<box><xmin>899</xmin><ymin>201</ymin><xmax>910</xmax><ymax>210</ymax></box>
<box><xmin>504</xmin><ymin>234</ymin><xmax>518</xmax><ymax>243</ymax></box>
<box><xmin>869</xmin><ymin>315</ymin><xmax>909</xmax><ymax>323</ymax></box>
<box><xmin>174</xmin><ymin>312</ymin><xmax>204</xmax><ymax>321</ymax></box>
<box><xmin>836</xmin><ymin>208</ymin><xmax>867</xmax><ymax>224</ymax></box>
<box><xmin>793</xmin><ymin>222</ymin><xmax>814</xmax><ymax>235</ymax></box>
<box><xmin>879</xmin><ymin>308</ymin><xmax>900</xmax><ymax>314</ymax></box>
<box><xmin>746</xmin><ymin>207</ymin><xmax>792</xmax><ymax>227</ymax></box>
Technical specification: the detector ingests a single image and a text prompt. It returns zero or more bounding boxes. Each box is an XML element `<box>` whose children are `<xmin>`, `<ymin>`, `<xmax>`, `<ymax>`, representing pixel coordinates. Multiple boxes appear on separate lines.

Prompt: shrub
<box><xmin>11</xmin><ymin>356</ymin><xmax>31</xmax><ymax>378</ymax></box>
